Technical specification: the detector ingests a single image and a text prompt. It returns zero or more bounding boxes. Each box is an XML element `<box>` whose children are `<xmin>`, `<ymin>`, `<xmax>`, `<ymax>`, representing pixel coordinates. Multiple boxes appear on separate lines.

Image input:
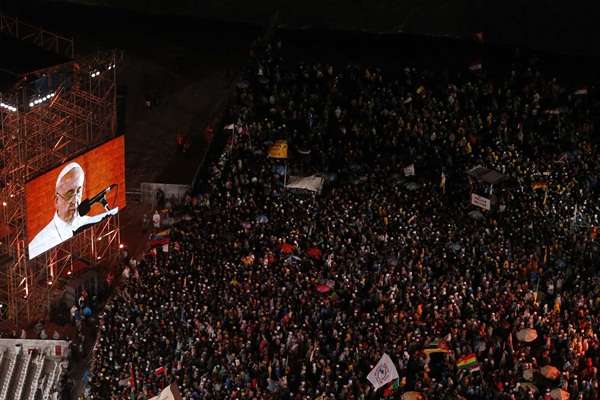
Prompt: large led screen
<box><xmin>25</xmin><ymin>136</ymin><xmax>126</xmax><ymax>259</ymax></box>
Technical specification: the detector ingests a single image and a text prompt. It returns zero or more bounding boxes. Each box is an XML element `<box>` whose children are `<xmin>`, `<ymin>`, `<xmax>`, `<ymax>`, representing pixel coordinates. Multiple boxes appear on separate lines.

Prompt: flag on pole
<box><xmin>129</xmin><ymin>364</ymin><xmax>136</xmax><ymax>389</ymax></box>
<box><xmin>267</xmin><ymin>140</ymin><xmax>288</xmax><ymax>159</ymax></box>
<box><xmin>456</xmin><ymin>353</ymin><xmax>479</xmax><ymax>371</ymax></box>
<box><xmin>367</xmin><ymin>353</ymin><xmax>399</xmax><ymax>390</ymax></box>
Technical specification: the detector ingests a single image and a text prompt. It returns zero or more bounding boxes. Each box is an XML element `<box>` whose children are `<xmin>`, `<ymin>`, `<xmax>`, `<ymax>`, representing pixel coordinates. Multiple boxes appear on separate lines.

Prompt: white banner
<box><xmin>367</xmin><ymin>353</ymin><xmax>399</xmax><ymax>390</ymax></box>
<box><xmin>149</xmin><ymin>384</ymin><xmax>183</xmax><ymax>400</ymax></box>
<box><xmin>471</xmin><ymin>193</ymin><xmax>491</xmax><ymax>211</ymax></box>
<box><xmin>403</xmin><ymin>164</ymin><xmax>415</xmax><ymax>177</ymax></box>
<box><xmin>285</xmin><ymin>175</ymin><xmax>325</xmax><ymax>193</ymax></box>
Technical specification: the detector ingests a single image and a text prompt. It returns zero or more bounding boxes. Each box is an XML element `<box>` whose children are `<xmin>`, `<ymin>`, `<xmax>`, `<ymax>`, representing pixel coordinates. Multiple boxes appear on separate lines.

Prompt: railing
<box><xmin>13</xmin><ymin>349</ymin><xmax>32</xmax><ymax>400</ymax></box>
<box><xmin>0</xmin><ymin>352</ymin><xmax>16</xmax><ymax>400</ymax></box>
<box><xmin>27</xmin><ymin>354</ymin><xmax>45</xmax><ymax>400</ymax></box>
<box><xmin>41</xmin><ymin>360</ymin><xmax>58</xmax><ymax>400</ymax></box>
<box><xmin>0</xmin><ymin>14</ymin><xmax>74</xmax><ymax>59</ymax></box>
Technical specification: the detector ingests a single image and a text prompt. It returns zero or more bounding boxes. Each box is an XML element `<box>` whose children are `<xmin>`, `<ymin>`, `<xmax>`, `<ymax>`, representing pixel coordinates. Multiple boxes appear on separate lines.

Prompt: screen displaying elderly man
<box><xmin>28</xmin><ymin>162</ymin><xmax>118</xmax><ymax>259</ymax></box>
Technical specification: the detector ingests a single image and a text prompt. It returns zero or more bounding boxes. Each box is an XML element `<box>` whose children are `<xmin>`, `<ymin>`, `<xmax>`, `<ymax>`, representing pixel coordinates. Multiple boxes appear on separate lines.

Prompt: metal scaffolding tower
<box><xmin>0</xmin><ymin>15</ymin><xmax>122</xmax><ymax>326</ymax></box>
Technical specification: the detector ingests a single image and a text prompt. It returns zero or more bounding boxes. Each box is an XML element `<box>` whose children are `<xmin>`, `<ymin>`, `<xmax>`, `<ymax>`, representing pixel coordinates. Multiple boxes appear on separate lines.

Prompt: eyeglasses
<box><xmin>56</xmin><ymin>186</ymin><xmax>82</xmax><ymax>202</ymax></box>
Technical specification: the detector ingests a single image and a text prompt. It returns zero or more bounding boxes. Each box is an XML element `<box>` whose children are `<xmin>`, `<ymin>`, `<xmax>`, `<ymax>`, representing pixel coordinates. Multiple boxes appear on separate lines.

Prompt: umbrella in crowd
<box><xmin>279</xmin><ymin>243</ymin><xmax>295</xmax><ymax>254</ymax></box>
<box><xmin>402</xmin><ymin>391</ymin><xmax>425</xmax><ymax>400</ymax></box>
<box><xmin>522</xmin><ymin>369</ymin><xmax>534</xmax><ymax>381</ymax></box>
<box><xmin>316</xmin><ymin>284</ymin><xmax>331</xmax><ymax>294</ymax></box>
<box><xmin>518</xmin><ymin>382</ymin><xmax>538</xmax><ymax>393</ymax></box>
<box><xmin>516</xmin><ymin>328</ymin><xmax>538</xmax><ymax>342</ymax></box>
<box><xmin>540</xmin><ymin>365</ymin><xmax>561</xmax><ymax>380</ymax></box>
<box><xmin>306</xmin><ymin>247</ymin><xmax>322</xmax><ymax>259</ymax></box>
<box><xmin>550</xmin><ymin>388</ymin><xmax>570</xmax><ymax>400</ymax></box>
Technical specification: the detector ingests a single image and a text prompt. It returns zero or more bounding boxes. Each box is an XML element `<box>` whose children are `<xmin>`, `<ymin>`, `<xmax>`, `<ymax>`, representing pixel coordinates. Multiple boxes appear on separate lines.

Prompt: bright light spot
<box><xmin>2</xmin><ymin>202</ymin><xmax>6</xmax><ymax>207</ymax></box>
<box><xmin>119</xmin><ymin>244</ymin><xmax>124</xmax><ymax>249</ymax></box>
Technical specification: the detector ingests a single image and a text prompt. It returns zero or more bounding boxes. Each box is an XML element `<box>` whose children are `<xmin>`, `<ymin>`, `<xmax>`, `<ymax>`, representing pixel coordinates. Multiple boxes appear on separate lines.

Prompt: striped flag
<box><xmin>423</xmin><ymin>338</ymin><xmax>449</xmax><ymax>355</ymax></box>
<box><xmin>574</xmin><ymin>87</ymin><xmax>588</xmax><ymax>95</ymax></box>
<box><xmin>456</xmin><ymin>353</ymin><xmax>479</xmax><ymax>371</ymax></box>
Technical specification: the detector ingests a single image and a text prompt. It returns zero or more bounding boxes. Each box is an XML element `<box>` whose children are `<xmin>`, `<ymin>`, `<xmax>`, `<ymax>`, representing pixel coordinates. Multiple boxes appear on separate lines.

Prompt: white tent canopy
<box><xmin>285</xmin><ymin>174</ymin><xmax>325</xmax><ymax>193</ymax></box>
<box><xmin>149</xmin><ymin>384</ymin><xmax>183</xmax><ymax>400</ymax></box>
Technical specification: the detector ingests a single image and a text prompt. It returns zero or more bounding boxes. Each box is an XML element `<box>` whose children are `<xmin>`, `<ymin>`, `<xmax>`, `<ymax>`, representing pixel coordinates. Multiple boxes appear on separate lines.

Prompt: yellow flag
<box><xmin>267</xmin><ymin>140</ymin><xmax>288</xmax><ymax>159</ymax></box>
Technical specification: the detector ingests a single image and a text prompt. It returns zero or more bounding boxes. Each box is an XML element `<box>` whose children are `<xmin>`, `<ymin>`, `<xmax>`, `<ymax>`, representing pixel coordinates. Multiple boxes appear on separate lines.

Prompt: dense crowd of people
<box><xmin>89</xmin><ymin>36</ymin><xmax>600</xmax><ymax>399</ymax></box>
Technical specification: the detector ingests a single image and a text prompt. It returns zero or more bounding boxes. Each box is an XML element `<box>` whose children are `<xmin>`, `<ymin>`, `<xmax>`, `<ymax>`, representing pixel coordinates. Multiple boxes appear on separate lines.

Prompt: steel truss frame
<box><xmin>0</xmin><ymin>14</ymin><xmax>74</xmax><ymax>59</ymax></box>
<box><xmin>0</xmin><ymin>47</ymin><xmax>122</xmax><ymax>326</ymax></box>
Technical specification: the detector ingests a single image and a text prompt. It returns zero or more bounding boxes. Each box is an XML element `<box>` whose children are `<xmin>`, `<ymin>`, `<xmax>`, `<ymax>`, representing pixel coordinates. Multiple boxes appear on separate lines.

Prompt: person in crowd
<box><xmin>28</xmin><ymin>162</ymin><xmax>118</xmax><ymax>259</ymax></box>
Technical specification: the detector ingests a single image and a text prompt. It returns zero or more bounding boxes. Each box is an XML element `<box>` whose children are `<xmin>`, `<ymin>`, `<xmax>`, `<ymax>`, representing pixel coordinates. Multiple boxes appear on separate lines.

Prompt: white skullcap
<box><xmin>55</xmin><ymin>162</ymin><xmax>84</xmax><ymax>190</ymax></box>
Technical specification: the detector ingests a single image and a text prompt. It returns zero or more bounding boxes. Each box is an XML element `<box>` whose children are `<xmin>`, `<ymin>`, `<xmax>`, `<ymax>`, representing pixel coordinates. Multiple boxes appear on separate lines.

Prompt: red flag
<box><xmin>154</xmin><ymin>366</ymin><xmax>166</xmax><ymax>376</ymax></box>
<box><xmin>129</xmin><ymin>364</ymin><xmax>136</xmax><ymax>389</ymax></box>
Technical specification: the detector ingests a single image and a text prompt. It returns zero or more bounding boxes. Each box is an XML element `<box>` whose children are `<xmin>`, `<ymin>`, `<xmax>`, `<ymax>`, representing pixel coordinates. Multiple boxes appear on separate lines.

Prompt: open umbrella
<box><xmin>518</xmin><ymin>382</ymin><xmax>538</xmax><ymax>393</ymax></box>
<box><xmin>316</xmin><ymin>284</ymin><xmax>331</xmax><ymax>294</ymax></box>
<box><xmin>279</xmin><ymin>243</ymin><xmax>295</xmax><ymax>254</ymax></box>
<box><xmin>522</xmin><ymin>369</ymin><xmax>534</xmax><ymax>381</ymax></box>
<box><xmin>402</xmin><ymin>392</ymin><xmax>424</xmax><ymax>400</ymax></box>
<box><xmin>540</xmin><ymin>365</ymin><xmax>561</xmax><ymax>380</ymax></box>
<box><xmin>516</xmin><ymin>328</ymin><xmax>538</xmax><ymax>343</ymax></box>
<box><xmin>241</xmin><ymin>254</ymin><xmax>255</xmax><ymax>266</ymax></box>
<box><xmin>256</xmin><ymin>214</ymin><xmax>269</xmax><ymax>224</ymax></box>
<box><xmin>550</xmin><ymin>388</ymin><xmax>569</xmax><ymax>400</ymax></box>
<box><xmin>468</xmin><ymin>210</ymin><xmax>484</xmax><ymax>220</ymax></box>
<box><xmin>306</xmin><ymin>247</ymin><xmax>322</xmax><ymax>260</ymax></box>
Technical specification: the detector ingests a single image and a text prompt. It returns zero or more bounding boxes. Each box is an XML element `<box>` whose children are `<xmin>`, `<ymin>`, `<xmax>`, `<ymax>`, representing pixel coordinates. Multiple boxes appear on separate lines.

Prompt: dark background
<box><xmin>1</xmin><ymin>0</ymin><xmax>599</xmax><ymax>57</ymax></box>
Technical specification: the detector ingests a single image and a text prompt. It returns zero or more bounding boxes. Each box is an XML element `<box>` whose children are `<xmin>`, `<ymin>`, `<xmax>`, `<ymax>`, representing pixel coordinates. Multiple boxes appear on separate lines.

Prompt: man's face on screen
<box><xmin>55</xmin><ymin>168</ymin><xmax>84</xmax><ymax>224</ymax></box>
